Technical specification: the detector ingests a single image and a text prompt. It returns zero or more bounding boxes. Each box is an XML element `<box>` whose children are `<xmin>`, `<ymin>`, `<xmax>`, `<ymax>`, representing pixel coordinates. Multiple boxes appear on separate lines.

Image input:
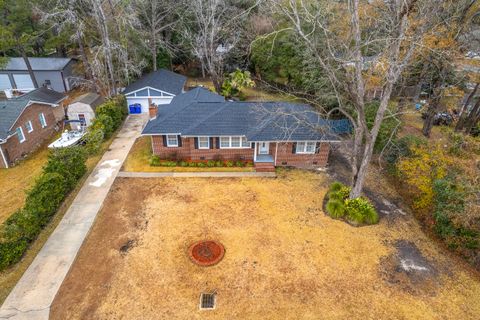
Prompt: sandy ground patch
<box><xmin>51</xmin><ymin>170</ymin><xmax>480</xmax><ymax>319</ymax></box>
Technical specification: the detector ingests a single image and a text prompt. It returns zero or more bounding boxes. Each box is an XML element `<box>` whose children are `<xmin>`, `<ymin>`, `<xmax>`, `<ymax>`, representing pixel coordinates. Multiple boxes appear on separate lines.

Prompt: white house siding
<box><xmin>126</xmin><ymin>96</ymin><xmax>173</xmax><ymax>113</ymax></box>
<box><xmin>67</xmin><ymin>103</ymin><xmax>95</xmax><ymax>130</ymax></box>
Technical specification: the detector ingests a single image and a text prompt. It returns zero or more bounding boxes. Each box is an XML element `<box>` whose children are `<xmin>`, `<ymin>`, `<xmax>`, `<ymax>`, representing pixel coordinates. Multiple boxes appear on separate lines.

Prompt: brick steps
<box><xmin>254</xmin><ymin>162</ymin><xmax>275</xmax><ymax>172</ymax></box>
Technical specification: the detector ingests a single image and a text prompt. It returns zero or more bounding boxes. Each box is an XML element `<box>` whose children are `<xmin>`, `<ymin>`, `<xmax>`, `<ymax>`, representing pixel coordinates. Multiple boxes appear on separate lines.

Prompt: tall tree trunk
<box><xmin>422</xmin><ymin>92</ymin><xmax>441</xmax><ymax>137</ymax></box>
<box><xmin>19</xmin><ymin>47</ymin><xmax>38</xmax><ymax>89</ymax></box>
<box><xmin>93</xmin><ymin>0</ymin><xmax>116</xmax><ymax>96</ymax></box>
<box><xmin>456</xmin><ymin>82</ymin><xmax>479</xmax><ymax>131</ymax></box>
<box><xmin>76</xmin><ymin>32</ymin><xmax>101</xmax><ymax>93</ymax></box>
<box><xmin>463</xmin><ymin>99</ymin><xmax>480</xmax><ymax>134</ymax></box>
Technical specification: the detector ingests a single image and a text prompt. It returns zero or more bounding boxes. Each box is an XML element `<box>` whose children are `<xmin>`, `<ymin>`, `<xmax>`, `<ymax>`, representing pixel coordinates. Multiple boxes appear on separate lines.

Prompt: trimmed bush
<box><xmin>150</xmin><ymin>155</ymin><xmax>160</xmax><ymax>166</ymax></box>
<box><xmin>179</xmin><ymin>161</ymin><xmax>188</xmax><ymax>167</ymax></box>
<box><xmin>0</xmin><ymin>147</ymin><xmax>87</xmax><ymax>271</ymax></box>
<box><xmin>197</xmin><ymin>162</ymin><xmax>206</xmax><ymax>167</ymax></box>
<box><xmin>207</xmin><ymin>160</ymin><xmax>215</xmax><ymax>167</ymax></box>
<box><xmin>215</xmin><ymin>161</ymin><xmax>223</xmax><ymax>167</ymax></box>
<box><xmin>43</xmin><ymin>147</ymin><xmax>86</xmax><ymax>191</ymax></box>
<box><xmin>225</xmin><ymin>160</ymin><xmax>234</xmax><ymax>167</ymax></box>
<box><xmin>325</xmin><ymin>181</ymin><xmax>379</xmax><ymax>226</ymax></box>
<box><xmin>83</xmin><ymin>127</ymin><xmax>104</xmax><ymax>155</ymax></box>
<box><xmin>326</xmin><ymin>199</ymin><xmax>345</xmax><ymax>219</ymax></box>
<box><xmin>344</xmin><ymin>198</ymin><xmax>379</xmax><ymax>225</ymax></box>
<box><xmin>235</xmin><ymin>161</ymin><xmax>244</xmax><ymax>167</ymax></box>
<box><xmin>188</xmin><ymin>161</ymin><xmax>197</xmax><ymax>167</ymax></box>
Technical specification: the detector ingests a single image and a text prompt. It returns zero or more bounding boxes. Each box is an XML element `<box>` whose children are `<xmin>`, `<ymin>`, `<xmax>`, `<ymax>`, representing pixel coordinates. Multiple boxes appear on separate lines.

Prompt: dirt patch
<box><xmin>380</xmin><ymin>240</ymin><xmax>441</xmax><ymax>296</ymax></box>
<box><xmin>51</xmin><ymin>171</ymin><xmax>480</xmax><ymax>319</ymax></box>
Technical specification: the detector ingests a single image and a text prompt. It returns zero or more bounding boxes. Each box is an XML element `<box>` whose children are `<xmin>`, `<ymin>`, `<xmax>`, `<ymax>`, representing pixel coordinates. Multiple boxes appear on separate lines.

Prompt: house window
<box><xmin>219</xmin><ymin>136</ymin><xmax>250</xmax><ymax>149</ymax></box>
<box><xmin>25</xmin><ymin>121</ymin><xmax>33</xmax><ymax>133</ymax></box>
<box><xmin>231</xmin><ymin>136</ymin><xmax>241</xmax><ymax>148</ymax></box>
<box><xmin>220</xmin><ymin>137</ymin><xmax>230</xmax><ymax>148</ymax></box>
<box><xmin>39</xmin><ymin>113</ymin><xmax>47</xmax><ymax>128</ymax></box>
<box><xmin>296</xmin><ymin>141</ymin><xmax>316</xmax><ymax>154</ymax></box>
<box><xmin>16</xmin><ymin>127</ymin><xmax>26</xmax><ymax>143</ymax></box>
<box><xmin>198</xmin><ymin>136</ymin><xmax>209</xmax><ymax>149</ymax></box>
<box><xmin>166</xmin><ymin>135</ymin><xmax>178</xmax><ymax>147</ymax></box>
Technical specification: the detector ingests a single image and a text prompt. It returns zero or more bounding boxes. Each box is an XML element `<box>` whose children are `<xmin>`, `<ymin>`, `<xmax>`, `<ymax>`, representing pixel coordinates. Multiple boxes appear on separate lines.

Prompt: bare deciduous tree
<box><xmin>182</xmin><ymin>0</ymin><xmax>259</xmax><ymax>93</ymax></box>
<box><xmin>268</xmin><ymin>0</ymin><xmax>451</xmax><ymax>198</ymax></box>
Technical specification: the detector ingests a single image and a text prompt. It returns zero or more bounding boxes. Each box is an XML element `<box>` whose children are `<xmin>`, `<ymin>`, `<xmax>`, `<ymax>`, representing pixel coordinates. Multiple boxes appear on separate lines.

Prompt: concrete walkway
<box><xmin>0</xmin><ymin>115</ymin><xmax>147</xmax><ymax>320</ymax></box>
<box><xmin>117</xmin><ymin>171</ymin><xmax>276</xmax><ymax>178</ymax></box>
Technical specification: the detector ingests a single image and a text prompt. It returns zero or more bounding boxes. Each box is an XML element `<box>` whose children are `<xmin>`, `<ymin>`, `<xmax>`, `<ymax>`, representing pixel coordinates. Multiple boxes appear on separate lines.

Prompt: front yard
<box><xmin>51</xmin><ymin>170</ymin><xmax>480</xmax><ymax>319</ymax></box>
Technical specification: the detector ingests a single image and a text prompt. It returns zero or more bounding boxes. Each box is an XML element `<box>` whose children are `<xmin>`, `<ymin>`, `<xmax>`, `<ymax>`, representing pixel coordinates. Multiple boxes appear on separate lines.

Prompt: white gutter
<box><xmin>254</xmin><ymin>142</ymin><xmax>257</xmax><ymax>162</ymax></box>
<box><xmin>0</xmin><ymin>145</ymin><xmax>9</xmax><ymax>169</ymax></box>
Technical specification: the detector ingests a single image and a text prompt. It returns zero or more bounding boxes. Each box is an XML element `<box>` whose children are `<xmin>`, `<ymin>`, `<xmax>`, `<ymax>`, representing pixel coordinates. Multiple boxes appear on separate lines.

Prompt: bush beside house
<box><xmin>0</xmin><ymin>95</ymin><xmax>128</xmax><ymax>271</ymax></box>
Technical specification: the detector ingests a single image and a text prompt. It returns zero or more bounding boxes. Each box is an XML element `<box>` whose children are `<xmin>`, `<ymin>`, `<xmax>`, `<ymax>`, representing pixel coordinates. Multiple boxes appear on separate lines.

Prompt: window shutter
<box><xmin>194</xmin><ymin>137</ymin><xmax>199</xmax><ymax>149</ymax></box>
<box><xmin>162</xmin><ymin>135</ymin><xmax>167</xmax><ymax>147</ymax></box>
<box><xmin>315</xmin><ymin>142</ymin><xmax>321</xmax><ymax>154</ymax></box>
<box><xmin>292</xmin><ymin>142</ymin><xmax>297</xmax><ymax>154</ymax></box>
<box><xmin>210</xmin><ymin>137</ymin><xmax>214</xmax><ymax>149</ymax></box>
<box><xmin>215</xmin><ymin>137</ymin><xmax>220</xmax><ymax>149</ymax></box>
<box><xmin>178</xmin><ymin>135</ymin><xmax>182</xmax><ymax>147</ymax></box>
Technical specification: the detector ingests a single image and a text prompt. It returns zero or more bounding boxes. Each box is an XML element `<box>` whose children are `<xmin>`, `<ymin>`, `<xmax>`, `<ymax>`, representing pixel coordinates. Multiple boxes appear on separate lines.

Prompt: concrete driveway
<box><xmin>0</xmin><ymin>115</ymin><xmax>147</xmax><ymax>320</ymax></box>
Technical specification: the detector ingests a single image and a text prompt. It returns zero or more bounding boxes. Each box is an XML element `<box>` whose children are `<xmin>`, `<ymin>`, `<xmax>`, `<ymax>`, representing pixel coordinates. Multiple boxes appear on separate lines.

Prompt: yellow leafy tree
<box><xmin>397</xmin><ymin>145</ymin><xmax>451</xmax><ymax>211</ymax></box>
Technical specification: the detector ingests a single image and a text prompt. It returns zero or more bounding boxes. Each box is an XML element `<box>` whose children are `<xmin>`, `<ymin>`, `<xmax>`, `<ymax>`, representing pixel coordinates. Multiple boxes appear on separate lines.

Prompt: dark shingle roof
<box><xmin>0</xmin><ymin>99</ymin><xmax>29</xmax><ymax>140</ymax></box>
<box><xmin>19</xmin><ymin>87</ymin><xmax>66</xmax><ymax>105</ymax></box>
<box><xmin>2</xmin><ymin>57</ymin><xmax>72</xmax><ymax>71</ymax></box>
<box><xmin>0</xmin><ymin>87</ymin><xmax>65</xmax><ymax>140</ymax></box>
<box><xmin>123</xmin><ymin>69</ymin><xmax>187</xmax><ymax>95</ymax></box>
<box><xmin>143</xmin><ymin>88</ymin><xmax>344</xmax><ymax>141</ymax></box>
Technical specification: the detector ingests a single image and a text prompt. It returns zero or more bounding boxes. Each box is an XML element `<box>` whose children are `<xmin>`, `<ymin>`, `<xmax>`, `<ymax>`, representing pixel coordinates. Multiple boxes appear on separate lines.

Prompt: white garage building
<box><xmin>123</xmin><ymin>69</ymin><xmax>187</xmax><ymax>114</ymax></box>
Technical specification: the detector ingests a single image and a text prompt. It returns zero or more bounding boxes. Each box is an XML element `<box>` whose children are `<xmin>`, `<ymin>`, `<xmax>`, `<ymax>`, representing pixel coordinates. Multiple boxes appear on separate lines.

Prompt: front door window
<box><xmin>259</xmin><ymin>142</ymin><xmax>269</xmax><ymax>154</ymax></box>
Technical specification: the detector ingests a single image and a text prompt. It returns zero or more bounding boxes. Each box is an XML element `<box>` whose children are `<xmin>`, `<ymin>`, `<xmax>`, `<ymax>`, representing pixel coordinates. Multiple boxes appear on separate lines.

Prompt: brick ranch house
<box><xmin>0</xmin><ymin>87</ymin><xmax>66</xmax><ymax>168</ymax></box>
<box><xmin>142</xmin><ymin>87</ymin><xmax>346</xmax><ymax>171</ymax></box>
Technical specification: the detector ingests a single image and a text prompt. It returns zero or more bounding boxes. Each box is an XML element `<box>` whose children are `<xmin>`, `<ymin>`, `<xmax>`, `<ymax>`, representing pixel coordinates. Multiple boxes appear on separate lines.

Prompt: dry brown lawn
<box><xmin>0</xmin><ymin>147</ymin><xmax>49</xmax><ymax>224</ymax></box>
<box><xmin>51</xmin><ymin>170</ymin><xmax>480</xmax><ymax>320</ymax></box>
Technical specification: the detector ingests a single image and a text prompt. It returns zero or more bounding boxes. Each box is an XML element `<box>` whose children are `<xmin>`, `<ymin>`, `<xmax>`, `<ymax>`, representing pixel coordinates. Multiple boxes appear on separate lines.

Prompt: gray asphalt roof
<box><xmin>0</xmin><ymin>99</ymin><xmax>29</xmax><ymax>140</ymax></box>
<box><xmin>19</xmin><ymin>87</ymin><xmax>66</xmax><ymax>104</ymax></box>
<box><xmin>143</xmin><ymin>87</ymin><xmax>341</xmax><ymax>142</ymax></box>
<box><xmin>0</xmin><ymin>87</ymin><xmax>65</xmax><ymax>140</ymax></box>
<box><xmin>71</xmin><ymin>92</ymin><xmax>104</xmax><ymax>109</ymax></box>
<box><xmin>123</xmin><ymin>69</ymin><xmax>187</xmax><ymax>95</ymax></box>
<box><xmin>2</xmin><ymin>57</ymin><xmax>72</xmax><ymax>71</ymax></box>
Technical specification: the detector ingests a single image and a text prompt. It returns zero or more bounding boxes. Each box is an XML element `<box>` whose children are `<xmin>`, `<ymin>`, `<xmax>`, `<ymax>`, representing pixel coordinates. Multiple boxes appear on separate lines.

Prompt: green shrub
<box><xmin>188</xmin><ymin>161</ymin><xmax>197</xmax><ymax>167</ymax></box>
<box><xmin>197</xmin><ymin>162</ymin><xmax>206</xmax><ymax>167</ymax></box>
<box><xmin>225</xmin><ymin>160</ymin><xmax>234</xmax><ymax>167</ymax></box>
<box><xmin>235</xmin><ymin>161</ymin><xmax>244</xmax><ymax>167</ymax></box>
<box><xmin>328</xmin><ymin>191</ymin><xmax>344</xmax><ymax>201</ymax></box>
<box><xmin>344</xmin><ymin>198</ymin><xmax>379</xmax><ymax>225</ymax></box>
<box><xmin>0</xmin><ymin>223</ymin><xmax>28</xmax><ymax>270</ymax></box>
<box><xmin>326</xmin><ymin>199</ymin><xmax>345</xmax><ymax>219</ymax></box>
<box><xmin>246</xmin><ymin>162</ymin><xmax>254</xmax><ymax>167</ymax></box>
<box><xmin>167</xmin><ymin>161</ymin><xmax>177</xmax><ymax>167</ymax></box>
<box><xmin>92</xmin><ymin>114</ymin><xmax>114</xmax><ymax>138</ymax></box>
<box><xmin>43</xmin><ymin>147</ymin><xmax>86</xmax><ymax>191</ymax></box>
<box><xmin>150</xmin><ymin>155</ymin><xmax>160</xmax><ymax>166</ymax></box>
<box><xmin>83</xmin><ymin>127</ymin><xmax>104</xmax><ymax>155</ymax></box>
<box><xmin>207</xmin><ymin>160</ymin><xmax>215</xmax><ymax>167</ymax></box>
<box><xmin>179</xmin><ymin>161</ymin><xmax>188</xmax><ymax>167</ymax></box>
<box><xmin>24</xmin><ymin>173</ymin><xmax>67</xmax><ymax>226</ymax></box>
<box><xmin>215</xmin><ymin>161</ymin><xmax>223</xmax><ymax>167</ymax></box>
<box><xmin>329</xmin><ymin>181</ymin><xmax>344</xmax><ymax>193</ymax></box>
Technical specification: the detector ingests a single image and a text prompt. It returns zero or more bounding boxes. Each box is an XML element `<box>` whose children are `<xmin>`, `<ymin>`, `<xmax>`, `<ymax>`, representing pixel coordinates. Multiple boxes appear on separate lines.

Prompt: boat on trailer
<box><xmin>48</xmin><ymin>120</ymin><xmax>86</xmax><ymax>149</ymax></box>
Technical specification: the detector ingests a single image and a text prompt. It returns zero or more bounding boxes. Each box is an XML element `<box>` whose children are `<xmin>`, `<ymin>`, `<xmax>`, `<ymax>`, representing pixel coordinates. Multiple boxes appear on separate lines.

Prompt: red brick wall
<box><xmin>275</xmin><ymin>142</ymin><xmax>330</xmax><ymax>167</ymax></box>
<box><xmin>150</xmin><ymin>136</ymin><xmax>331</xmax><ymax>168</ymax></box>
<box><xmin>151</xmin><ymin>136</ymin><xmax>254</xmax><ymax>161</ymax></box>
<box><xmin>0</xmin><ymin>103</ymin><xmax>60</xmax><ymax>167</ymax></box>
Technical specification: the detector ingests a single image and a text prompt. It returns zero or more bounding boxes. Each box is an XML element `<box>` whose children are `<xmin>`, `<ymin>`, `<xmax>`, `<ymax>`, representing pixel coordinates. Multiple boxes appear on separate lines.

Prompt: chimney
<box><xmin>148</xmin><ymin>98</ymin><xmax>157</xmax><ymax>119</ymax></box>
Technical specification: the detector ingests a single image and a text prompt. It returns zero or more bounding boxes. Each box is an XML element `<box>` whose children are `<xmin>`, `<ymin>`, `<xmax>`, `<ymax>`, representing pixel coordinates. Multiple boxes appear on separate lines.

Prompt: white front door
<box><xmin>259</xmin><ymin>142</ymin><xmax>269</xmax><ymax>154</ymax></box>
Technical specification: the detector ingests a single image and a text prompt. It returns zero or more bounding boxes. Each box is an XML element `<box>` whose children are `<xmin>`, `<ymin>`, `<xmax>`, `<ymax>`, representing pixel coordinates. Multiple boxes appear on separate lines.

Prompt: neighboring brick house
<box><xmin>0</xmin><ymin>87</ymin><xmax>66</xmax><ymax>168</ymax></box>
<box><xmin>142</xmin><ymin>87</ymin><xmax>346</xmax><ymax>171</ymax></box>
